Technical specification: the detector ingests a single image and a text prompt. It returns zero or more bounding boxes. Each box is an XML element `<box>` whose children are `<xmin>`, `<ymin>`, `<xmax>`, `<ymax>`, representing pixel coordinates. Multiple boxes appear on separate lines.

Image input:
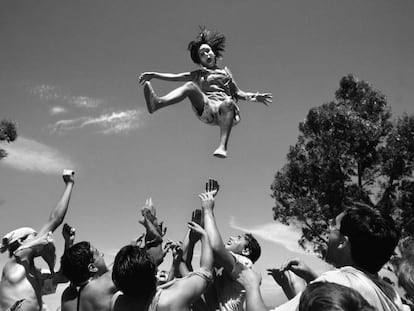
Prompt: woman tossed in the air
<box><xmin>139</xmin><ymin>28</ymin><xmax>272</xmax><ymax>158</ymax></box>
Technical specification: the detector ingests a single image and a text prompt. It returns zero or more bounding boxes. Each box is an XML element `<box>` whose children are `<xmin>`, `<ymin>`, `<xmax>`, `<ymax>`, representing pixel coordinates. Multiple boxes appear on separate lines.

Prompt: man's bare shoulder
<box><xmin>156</xmin><ymin>275</ymin><xmax>203</xmax><ymax>311</ymax></box>
<box><xmin>88</xmin><ymin>272</ymin><xmax>116</xmax><ymax>292</ymax></box>
<box><xmin>1</xmin><ymin>260</ymin><xmax>28</xmax><ymax>285</ymax></box>
<box><xmin>61</xmin><ymin>274</ymin><xmax>117</xmax><ymax>311</ymax></box>
<box><xmin>81</xmin><ymin>272</ymin><xmax>117</xmax><ymax>309</ymax></box>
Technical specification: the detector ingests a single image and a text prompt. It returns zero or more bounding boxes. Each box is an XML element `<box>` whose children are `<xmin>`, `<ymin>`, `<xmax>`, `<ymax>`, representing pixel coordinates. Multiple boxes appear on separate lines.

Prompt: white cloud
<box><xmin>0</xmin><ymin>136</ymin><xmax>75</xmax><ymax>174</ymax></box>
<box><xmin>28</xmin><ymin>84</ymin><xmax>61</xmax><ymax>100</ymax></box>
<box><xmin>70</xmin><ymin>96</ymin><xmax>102</xmax><ymax>109</ymax></box>
<box><xmin>50</xmin><ymin>106</ymin><xmax>67</xmax><ymax>115</ymax></box>
<box><xmin>229</xmin><ymin>218</ymin><xmax>306</xmax><ymax>254</ymax></box>
<box><xmin>28</xmin><ymin>84</ymin><xmax>102</xmax><ymax>110</ymax></box>
<box><xmin>51</xmin><ymin>109</ymin><xmax>145</xmax><ymax>134</ymax></box>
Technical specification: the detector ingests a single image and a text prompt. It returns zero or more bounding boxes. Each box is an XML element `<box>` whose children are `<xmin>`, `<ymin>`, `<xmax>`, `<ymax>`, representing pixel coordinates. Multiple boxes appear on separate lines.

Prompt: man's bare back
<box><xmin>61</xmin><ymin>272</ymin><xmax>117</xmax><ymax>311</ymax></box>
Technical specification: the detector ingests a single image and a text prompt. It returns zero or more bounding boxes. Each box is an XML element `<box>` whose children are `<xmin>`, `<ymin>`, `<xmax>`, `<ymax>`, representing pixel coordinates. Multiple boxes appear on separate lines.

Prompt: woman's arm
<box><xmin>232</xmin><ymin>82</ymin><xmax>272</xmax><ymax>105</ymax></box>
<box><xmin>139</xmin><ymin>71</ymin><xmax>192</xmax><ymax>83</ymax></box>
<box><xmin>226</xmin><ymin>68</ymin><xmax>272</xmax><ymax>105</ymax></box>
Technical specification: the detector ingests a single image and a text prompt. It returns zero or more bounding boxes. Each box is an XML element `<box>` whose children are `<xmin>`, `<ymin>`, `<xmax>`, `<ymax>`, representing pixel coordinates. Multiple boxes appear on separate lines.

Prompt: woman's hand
<box><xmin>256</xmin><ymin>93</ymin><xmax>272</xmax><ymax>106</ymax></box>
<box><xmin>139</xmin><ymin>72</ymin><xmax>156</xmax><ymax>84</ymax></box>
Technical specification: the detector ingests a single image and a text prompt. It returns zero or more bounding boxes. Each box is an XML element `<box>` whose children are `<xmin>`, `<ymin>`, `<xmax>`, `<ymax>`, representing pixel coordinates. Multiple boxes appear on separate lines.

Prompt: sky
<box><xmin>0</xmin><ymin>0</ymin><xmax>414</xmax><ymax>309</ymax></box>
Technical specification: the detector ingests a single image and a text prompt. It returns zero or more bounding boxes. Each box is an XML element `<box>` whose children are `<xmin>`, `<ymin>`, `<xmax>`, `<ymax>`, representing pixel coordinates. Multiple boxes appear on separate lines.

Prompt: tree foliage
<box><xmin>271</xmin><ymin>74</ymin><xmax>414</xmax><ymax>254</ymax></box>
<box><xmin>0</xmin><ymin>120</ymin><xmax>18</xmax><ymax>160</ymax></box>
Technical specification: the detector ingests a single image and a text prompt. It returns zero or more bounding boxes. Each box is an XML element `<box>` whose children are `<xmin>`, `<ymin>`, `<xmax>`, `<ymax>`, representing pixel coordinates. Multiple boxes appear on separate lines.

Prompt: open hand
<box><xmin>267</xmin><ymin>268</ymin><xmax>291</xmax><ymax>287</ymax></box>
<box><xmin>139</xmin><ymin>198</ymin><xmax>157</xmax><ymax>225</ymax></box>
<box><xmin>187</xmin><ymin>221</ymin><xmax>206</xmax><ymax>238</ymax></box>
<box><xmin>205</xmin><ymin>179</ymin><xmax>220</xmax><ymax>197</ymax></box>
<box><xmin>280</xmin><ymin>258</ymin><xmax>317</xmax><ymax>283</ymax></box>
<box><xmin>198</xmin><ymin>192</ymin><xmax>215</xmax><ymax>211</ymax></box>
<box><xmin>256</xmin><ymin>93</ymin><xmax>272</xmax><ymax>106</ymax></box>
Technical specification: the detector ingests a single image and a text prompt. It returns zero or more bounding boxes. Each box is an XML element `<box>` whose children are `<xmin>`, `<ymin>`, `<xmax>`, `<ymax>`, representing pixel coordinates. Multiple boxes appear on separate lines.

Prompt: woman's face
<box><xmin>198</xmin><ymin>44</ymin><xmax>216</xmax><ymax>68</ymax></box>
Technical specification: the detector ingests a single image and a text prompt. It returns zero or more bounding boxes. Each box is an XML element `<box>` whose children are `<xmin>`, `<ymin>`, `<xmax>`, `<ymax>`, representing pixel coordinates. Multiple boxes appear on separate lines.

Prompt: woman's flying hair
<box><xmin>188</xmin><ymin>27</ymin><xmax>226</xmax><ymax>64</ymax></box>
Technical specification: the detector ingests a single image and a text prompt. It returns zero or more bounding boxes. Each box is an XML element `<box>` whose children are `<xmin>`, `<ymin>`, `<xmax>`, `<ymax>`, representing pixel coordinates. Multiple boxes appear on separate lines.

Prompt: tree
<box><xmin>271</xmin><ymin>74</ymin><xmax>414</xmax><ymax>254</ymax></box>
<box><xmin>0</xmin><ymin>120</ymin><xmax>18</xmax><ymax>160</ymax></box>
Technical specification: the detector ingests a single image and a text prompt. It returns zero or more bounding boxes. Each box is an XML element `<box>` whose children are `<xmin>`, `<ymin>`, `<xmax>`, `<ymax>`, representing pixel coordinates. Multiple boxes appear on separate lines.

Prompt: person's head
<box><xmin>225</xmin><ymin>233</ymin><xmax>261</xmax><ymax>263</ymax></box>
<box><xmin>112</xmin><ymin>245</ymin><xmax>157</xmax><ymax>299</ymax></box>
<box><xmin>61</xmin><ymin>241</ymin><xmax>107</xmax><ymax>285</ymax></box>
<box><xmin>326</xmin><ymin>203</ymin><xmax>399</xmax><ymax>274</ymax></box>
<box><xmin>188</xmin><ymin>27</ymin><xmax>226</xmax><ymax>68</ymax></box>
<box><xmin>0</xmin><ymin>227</ymin><xmax>37</xmax><ymax>257</ymax></box>
<box><xmin>299</xmin><ymin>282</ymin><xmax>376</xmax><ymax>311</ymax></box>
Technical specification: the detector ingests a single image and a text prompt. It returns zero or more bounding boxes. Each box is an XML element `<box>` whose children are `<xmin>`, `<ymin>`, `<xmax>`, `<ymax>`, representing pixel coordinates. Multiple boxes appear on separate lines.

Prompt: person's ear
<box><xmin>338</xmin><ymin>235</ymin><xmax>349</xmax><ymax>250</ymax></box>
<box><xmin>88</xmin><ymin>263</ymin><xmax>98</xmax><ymax>274</ymax></box>
<box><xmin>242</xmin><ymin>248</ymin><xmax>251</xmax><ymax>257</ymax></box>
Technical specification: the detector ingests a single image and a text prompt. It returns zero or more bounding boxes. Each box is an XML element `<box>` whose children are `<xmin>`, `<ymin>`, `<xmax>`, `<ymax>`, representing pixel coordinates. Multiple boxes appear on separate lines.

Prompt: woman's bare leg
<box><xmin>213</xmin><ymin>100</ymin><xmax>235</xmax><ymax>158</ymax></box>
<box><xmin>144</xmin><ymin>81</ymin><xmax>205</xmax><ymax>115</ymax></box>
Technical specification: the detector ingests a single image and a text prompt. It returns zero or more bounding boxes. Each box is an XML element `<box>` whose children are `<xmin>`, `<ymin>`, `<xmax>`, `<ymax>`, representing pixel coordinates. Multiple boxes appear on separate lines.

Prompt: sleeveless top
<box><xmin>191</xmin><ymin>67</ymin><xmax>241</xmax><ymax>125</ymax></box>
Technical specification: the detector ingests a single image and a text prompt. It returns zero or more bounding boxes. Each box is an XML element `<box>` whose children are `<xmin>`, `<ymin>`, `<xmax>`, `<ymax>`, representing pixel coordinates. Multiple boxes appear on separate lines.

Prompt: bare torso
<box><xmin>61</xmin><ymin>272</ymin><xmax>117</xmax><ymax>311</ymax></box>
<box><xmin>0</xmin><ymin>259</ymin><xmax>47</xmax><ymax>311</ymax></box>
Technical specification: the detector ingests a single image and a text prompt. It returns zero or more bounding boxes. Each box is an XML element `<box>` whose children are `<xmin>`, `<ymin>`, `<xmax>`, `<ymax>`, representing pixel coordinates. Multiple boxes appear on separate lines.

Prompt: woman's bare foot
<box><xmin>143</xmin><ymin>82</ymin><xmax>159</xmax><ymax>114</ymax></box>
<box><xmin>213</xmin><ymin>147</ymin><xmax>227</xmax><ymax>158</ymax></box>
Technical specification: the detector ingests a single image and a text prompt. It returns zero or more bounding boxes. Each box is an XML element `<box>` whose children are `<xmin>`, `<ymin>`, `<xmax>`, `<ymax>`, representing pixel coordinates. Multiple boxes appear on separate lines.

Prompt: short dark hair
<box><xmin>299</xmin><ymin>282</ymin><xmax>376</xmax><ymax>311</ymax></box>
<box><xmin>244</xmin><ymin>233</ymin><xmax>261</xmax><ymax>263</ymax></box>
<box><xmin>187</xmin><ymin>27</ymin><xmax>226</xmax><ymax>65</ymax></box>
<box><xmin>112</xmin><ymin>245</ymin><xmax>157</xmax><ymax>298</ymax></box>
<box><xmin>61</xmin><ymin>241</ymin><xmax>93</xmax><ymax>285</ymax></box>
<box><xmin>340</xmin><ymin>203</ymin><xmax>399</xmax><ymax>274</ymax></box>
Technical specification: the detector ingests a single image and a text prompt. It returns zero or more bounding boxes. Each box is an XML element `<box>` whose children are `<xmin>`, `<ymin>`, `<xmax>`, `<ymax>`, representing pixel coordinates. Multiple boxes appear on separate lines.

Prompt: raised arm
<box><xmin>181</xmin><ymin>209</ymin><xmax>203</xmax><ymax>271</ymax></box>
<box><xmin>139</xmin><ymin>198</ymin><xmax>166</xmax><ymax>266</ymax></box>
<box><xmin>200</xmin><ymin>191</ymin><xmax>236</xmax><ymax>273</ymax></box>
<box><xmin>51</xmin><ymin>223</ymin><xmax>77</xmax><ymax>285</ymax></box>
<box><xmin>139</xmin><ymin>71</ymin><xmax>192</xmax><ymax>84</ymax></box>
<box><xmin>162</xmin><ymin>222</ymin><xmax>213</xmax><ymax>309</ymax></box>
<box><xmin>62</xmin><ymin>223</ymin><xmax>76</xmax><ymax>250</ymax></box>
<box><xmin>280</xmin><ymin>258</ymin><xmax>318</xmax><ymax>284</ymax></box>
<box><xmin>267</xmin><ymin>268</ymin><xmax>303</xmax><ymax>299</ymax></box>
<box><xmin>164</xmin><ymin>241</ymin><xmax>190</xmax><ymax>282</ymax></box>
<box><xmin>38</xmin><ymin>170</ymin><xmax>75</xmax><ymax>236</ymax></box>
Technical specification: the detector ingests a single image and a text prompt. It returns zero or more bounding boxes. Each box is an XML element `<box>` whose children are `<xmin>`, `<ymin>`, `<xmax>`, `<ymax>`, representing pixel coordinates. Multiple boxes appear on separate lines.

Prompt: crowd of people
<box><xmin>0</xmin><ymin>171</ymin><xmax>413</xmax><ymax>311</ymax></box>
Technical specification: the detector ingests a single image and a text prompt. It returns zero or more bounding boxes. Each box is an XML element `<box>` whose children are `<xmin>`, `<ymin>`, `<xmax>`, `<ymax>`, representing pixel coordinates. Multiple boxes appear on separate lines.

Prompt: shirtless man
<box><xmin>60</xmin><ymin>241</ymin><xmax>115</xmax><ymax>311</ymax></box>
<box><xmin>111</xmin><ymin>216</ymin><xmax>213</xmax><ymax>311</ymax></box>
<box><xmin>0</xmin><ymin>170</ymin><xmax>75</xmax><ymax>311</ymax></box>
<box><xmin>201</xmin><ymin>179</ymin><xmax>262</xmax><ymax>311</ymax></box>
<box><xmin>60</xmin><ymin>198</ymin><xmax>167</xmax><ymax>311</ymax></box>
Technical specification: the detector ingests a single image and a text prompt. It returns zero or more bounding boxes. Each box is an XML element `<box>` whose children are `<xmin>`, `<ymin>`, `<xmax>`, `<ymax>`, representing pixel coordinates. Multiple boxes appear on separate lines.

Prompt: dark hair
<box><xmin>61</xmin><ymin>241</ymin><xmax>93</xmax><ymax>284</ymax></box>
<box><xmin>244</xmin><ymin>233</ymin><xmax>261</xmax><ymax>263</ymax></box>
<box><xmin>112</xmin><ymin>245</ymin><xmax>157</xmax><ymax>298</ymax></box>
<box><xmin>340</xmin><ymin>203</ymin><xmax>399</xmax><ymax>274</ymax></box>
<box><xmin>299</xmin><ymin>282</ymin><xmax>376</xmax><ymax>311</ymax></box>
<box><xmin>8</xmin><ymin>241</ymin><xmax>21</xmax><ymax>258</ymax></box>
<box><xmin>187</xmin><ymin>27</ymin><xmax>226</xmax><ymax>65</ymax></box>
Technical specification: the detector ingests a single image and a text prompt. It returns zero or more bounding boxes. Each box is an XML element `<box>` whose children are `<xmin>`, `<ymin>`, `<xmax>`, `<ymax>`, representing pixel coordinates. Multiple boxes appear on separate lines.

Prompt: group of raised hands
<box><xmin>133</xmin><ymin>179</ymin><xmax>220</xmax><ymax>281</ymax></box>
